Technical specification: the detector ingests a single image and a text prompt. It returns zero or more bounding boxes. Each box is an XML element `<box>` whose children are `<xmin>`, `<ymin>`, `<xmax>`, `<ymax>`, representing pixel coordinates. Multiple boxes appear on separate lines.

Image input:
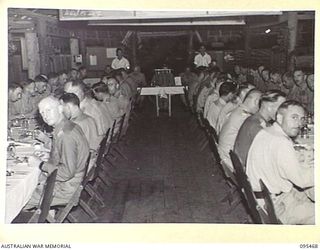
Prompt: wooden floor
<box><xmin>71</xmin><ymin>97</ymin><xmax>250</xmax><ymax>223</ymax></box>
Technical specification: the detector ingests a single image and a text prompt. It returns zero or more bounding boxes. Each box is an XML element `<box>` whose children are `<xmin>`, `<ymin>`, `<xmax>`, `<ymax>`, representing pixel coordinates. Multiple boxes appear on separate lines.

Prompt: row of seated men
<box><xmin>180</xmin><ymin>64</ymin><xmax>314</xmax><ymax>114</ymax></box>
<box><xmin>185</xmin><ymin>65</ymin><xmax>314</xmax><ymax>224</ymax></box>
<box><xmin>7</xmin><ymin>65</ymin><xmax>147</xmax><ymax>214</ymax></box>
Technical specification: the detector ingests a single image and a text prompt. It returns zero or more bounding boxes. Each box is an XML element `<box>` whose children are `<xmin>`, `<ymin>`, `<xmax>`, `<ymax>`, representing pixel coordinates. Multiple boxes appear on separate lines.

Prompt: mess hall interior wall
<box><xmin>8</xmin><ymin>9</ymin><xmax>314</xmax><ymax>83</ymax></box>
<box><xmin>8</xmin><ymin>9</ymin><xmax>84</xmax><ymax>83</ymax></box>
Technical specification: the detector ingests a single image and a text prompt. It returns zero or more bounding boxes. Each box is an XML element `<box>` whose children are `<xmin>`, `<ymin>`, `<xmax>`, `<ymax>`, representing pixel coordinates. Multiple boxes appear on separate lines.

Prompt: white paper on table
<box><xmin>89</xmin><ymin>55</ymin><xmax>97</xmax><ymax>66</ymax></box>
<box><xmin>106</xmin><ymin>48</ymin><xmax>117</xmax><ymax>58</ymax></box>
<box><xmin>174</xmin><ymin>77</ymin><xmax>182</xmax><ymax>86</ymax></box>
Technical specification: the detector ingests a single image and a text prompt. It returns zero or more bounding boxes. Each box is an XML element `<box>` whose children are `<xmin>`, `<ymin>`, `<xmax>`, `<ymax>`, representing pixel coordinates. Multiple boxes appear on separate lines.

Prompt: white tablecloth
<box><xmin>6</xmin><ymin>163</ymin><xmax>40</xmax><ymax>223</ymax></box>
<box><xmin>138</xmin><ymin>86</ymin><xmax>186</xmax><ymax>96</ymax></box>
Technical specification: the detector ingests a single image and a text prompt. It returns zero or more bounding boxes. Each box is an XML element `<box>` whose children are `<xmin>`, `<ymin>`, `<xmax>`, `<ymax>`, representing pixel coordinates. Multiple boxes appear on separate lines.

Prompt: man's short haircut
<box><xmin>59</xmin><ymin>92</ymin><xmax>80</xmax><ymax>107</ymax></box>
<box><xmin>259</xmin><ymin>89</ymin><xmax>286</xmax><ymax>107</ymax></box>
<box><xmin>116</xmin><ymin>48</ymin><xmax>123</xmax><ymax>54</ymax></box>
<box><xmin>48</xmin><ymin>72</ymin><xmax>59</xmax><ymax>79</ymax></box>
<box><xmin>219</xmin><ymin>81</ymin><xmax>238</xmax><ymax>97</ymax></box>
<box><xmin>8</xmin><ymin>82</ymin><xmax>22</xmax><ymax>91</ymax></box>
<box><xmin>270</xmin><ymin>70</ymin><xmax>280</xmax><ymax>75</ymax></box>
<box><xmin>20</xmin><ymin>79</ymin><xmax>35</xmax><ymax>87</ymax></box>
<box><xmin>58</xmin><ymin>70</ymin><xmax>68</xmax><ymax>76</ymax></box>
<box><xmin>243</xmin><ymin>88</ymin><xmax>261</xmax><ymax>102</ymax></box>
<box><xmin>281</xmin><ymin>71</ymin><xmax>293</xmax><ymax>81</ymax></box>
<box><xmin>66</xmin><ymin>79</ymin><xmax>86</xmax><ymax>92</ymax></box>
<box><xmin>92</xmin><ymin>82</ymin><xmax>109</xmax><ymax>94</ymax></box>
<box><xmin>35</xmin><ymin>74</ymin><xmax>48</xmax><ymax>83</ymax></box>
<box><xmin>38</xmin><ymin>95</ymin><xmax>60</xmax><ymax>108</ymax></box>
<box><xmin>293</xmin><ymin>67</ymin><xmax>306</xmax><ymax>74</ymax></box>
<box><xmin>276</xmin><ymin>100</ymin><xmax>305</xmax><ymax>116</ymax></box>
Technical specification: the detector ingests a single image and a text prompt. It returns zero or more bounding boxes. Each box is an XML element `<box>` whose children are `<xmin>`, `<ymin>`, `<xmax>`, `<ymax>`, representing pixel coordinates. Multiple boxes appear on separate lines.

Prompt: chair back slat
<box><xmin>96</xmin><ymin>128</ymin><xmax>111</xmax><ymax>167</ymax></box>
<box><xmin>81</xmin><ymin>152</ymin><xmax>92</xmax><ymax>186</ymax></box>
<box><xmin>115</xmin><ymin>113</ymin><xmax>126</xmax><ymax>143</ymax></box>
<box><xmin>37</xmin><ymin>169</ymin><xmax>58</xmax><ymax>223</ymax></box>
<box><xmin>259</xmin><ymin>179</ymin><xmax>281</xmax><ymax>224</ymax></box>
<box><xmin>205</xmin><ymin>124</ymin><xmax>221</xmax><ymax>164</ymax></box>
<box><xmin>229</xmin><ymin>150</ymin><xmax>264</xmax><ymax>224</ymax></box>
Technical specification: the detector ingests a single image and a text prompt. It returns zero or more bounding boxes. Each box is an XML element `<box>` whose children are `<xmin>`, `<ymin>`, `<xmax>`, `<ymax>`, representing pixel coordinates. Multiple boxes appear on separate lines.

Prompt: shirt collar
<box><xmin>219</xmin><ymin>98</ymin><xmax>227</xmax><ymax>105</ymax></box>
<box><xmin>53</xmin><ymin>117</ymin><xmax>67</xmax><ymax>138</ymax></box>
<box><xmin>71</xmin><ymin>108</ymin><xmax>83</xmax><ymax>121</ymax></box>
<box><xmin>268</xmin><ymin>122</ymin><xmax>292</xmax><ymax>141</ymax></box>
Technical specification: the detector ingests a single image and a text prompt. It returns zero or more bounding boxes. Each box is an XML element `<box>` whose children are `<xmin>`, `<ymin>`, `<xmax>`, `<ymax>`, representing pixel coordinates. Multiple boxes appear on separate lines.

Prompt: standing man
<box><xmin>111</xmin><ymin>48</ymin><xmax>130</xmax><ymax>70</ymax></box>
<box><xmin>194</xmin><ymin>45</ymin><xmax>212</xmax><ymax>69</ymax></box>
<box><xmin>26</xmin><ymin>96</ymin><xmax>89</xmax><ymax>208</ymax></box>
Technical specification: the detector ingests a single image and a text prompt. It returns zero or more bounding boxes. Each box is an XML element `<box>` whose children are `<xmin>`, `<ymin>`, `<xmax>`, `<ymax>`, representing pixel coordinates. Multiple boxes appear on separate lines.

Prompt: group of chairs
<box><xmin>183</xmin><ymin>88</ymin><xmax>281</xmax><ymax>224</ymax></box>
<box><xmin>14</xmin><ymin>95</ymin><xmax>140</xmax><ymax>223</ymax></box>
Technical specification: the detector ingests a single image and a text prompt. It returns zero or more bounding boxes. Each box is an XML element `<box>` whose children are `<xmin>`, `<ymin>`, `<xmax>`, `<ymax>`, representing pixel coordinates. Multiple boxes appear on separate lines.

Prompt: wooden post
<box><xmin>36</xmin><ymin>19</ymin><xmax>47</xmax><ymax>74</ymax></box>
<box><xmin>132</xmin><ymin>30</ymin><xmax>137</xmax><ymax>67</ymax></box>
<box><xmin>288</xmin><ymin>11</ymin><xmax>298</xmax><ymax>71</ymax></box>
<box><xmin>244</xmin><ymin>26</ymin><xmax>251</xmax><ymax>65</ymax></box>
<box><xmin>188</xmin><ymin>30</ymin><xmax>194</xmax><ymax>65</ymax></box>
<box><xmin>25</xmin><ymin>32</ymin><xmax>40</xmax><ymax>79</ymax></box>
<box><xmin>70</xmin><ymin>38</ymin><xmax>80</xmax><ymax>68</ymax></box>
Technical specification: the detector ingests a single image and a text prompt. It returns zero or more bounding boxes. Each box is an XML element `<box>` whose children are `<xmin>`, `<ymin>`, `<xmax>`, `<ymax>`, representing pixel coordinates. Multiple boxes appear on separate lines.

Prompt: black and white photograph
<box><xmin>5</xmin><ymin>7</ymin><xmax>315</xmax><ymax>229</ymax></box>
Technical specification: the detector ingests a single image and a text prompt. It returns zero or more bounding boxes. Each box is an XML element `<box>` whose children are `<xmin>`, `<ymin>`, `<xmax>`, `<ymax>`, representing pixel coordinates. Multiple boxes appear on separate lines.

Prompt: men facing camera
<box><xmin>26</xmin><ymin>96</ymin><xmax>89</xmax><ymax>208</ymax></box>
<box><xmin>194</xmin><ymin>45</ymin><xmax>211</xmax><ymax>68</ymax></box>
<box><xmin>246</xmin><ymin>100</ymin><xmax>314</xmax><ymax>224</ymax></box>
<box><xmin>289</xmin><ymin>68</ymin><xmax>313</xmax><ymax>113</ymax></box>
<box><xmin>111</xmin><ymin>48</ymin><xmax>130</xmax><ymax>70</ymax></box>
<box><xmin>8</xmin><ymin>83</ymin><xmax>23</xmax><ymax>119</ymax></box>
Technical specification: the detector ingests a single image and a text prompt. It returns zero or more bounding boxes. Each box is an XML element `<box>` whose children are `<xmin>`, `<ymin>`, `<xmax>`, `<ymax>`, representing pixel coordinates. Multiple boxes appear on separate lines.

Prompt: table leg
<box><xmin>168</xmin><ymin>94</ymin><xmax>172</xmax><ymax>117</ymax></box>
<box><xmin>156</xmin><ymin>95</ymin><xmax>159</xmax><ymax>117</ymax></box>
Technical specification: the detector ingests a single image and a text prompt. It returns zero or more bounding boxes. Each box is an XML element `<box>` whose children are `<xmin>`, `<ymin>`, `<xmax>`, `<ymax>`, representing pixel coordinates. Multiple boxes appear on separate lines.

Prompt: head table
<box><xmin>138</xmin><ymin>86</ymin><xmax>187</xmax><ymax>117</ymax></box>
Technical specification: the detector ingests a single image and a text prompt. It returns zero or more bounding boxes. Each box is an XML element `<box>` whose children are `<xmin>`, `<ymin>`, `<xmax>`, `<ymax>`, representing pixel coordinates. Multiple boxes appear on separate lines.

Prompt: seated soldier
<box><xmin>26</xmin><ymin>96</ymin><xmax>90</xmax><ymax>208</ymax></box>
<box><xmin>92</xmin><ymin>82</ymin><xmax>123</xmax><ymax>121</ymax></box>
<box><xmin>8</xmin><ymin>82</ymin><xmax>23</xmax><ymax>120</ymax></box>
<box><xmin>64</xmin><ymin>80</ymin><xmax>112</xmax><ymax>136</ymax></box>
<box><xmin>246</xmin><ymin>100</ymin><xmax>314</xmax><ymax>224</ymax></box>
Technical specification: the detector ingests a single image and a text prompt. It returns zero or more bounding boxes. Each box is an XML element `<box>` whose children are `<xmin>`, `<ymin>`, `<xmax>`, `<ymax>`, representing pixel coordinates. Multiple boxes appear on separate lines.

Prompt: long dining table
<box><xmin>5</xmin><ymin>137</ymin><xmax>42</xmax><ymax>223</ymax></box>
<box><xmin>294</xmin><ymin>124</ymin><xmax>314</xmax><ymax>201</ymax></box>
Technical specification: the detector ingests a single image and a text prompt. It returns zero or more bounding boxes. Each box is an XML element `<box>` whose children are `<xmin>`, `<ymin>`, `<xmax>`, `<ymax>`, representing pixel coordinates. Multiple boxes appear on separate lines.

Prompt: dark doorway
<box><xmin>137</xmin><ymin>35</ymin><xmax>189</xmax><ymax>82</ymax></box>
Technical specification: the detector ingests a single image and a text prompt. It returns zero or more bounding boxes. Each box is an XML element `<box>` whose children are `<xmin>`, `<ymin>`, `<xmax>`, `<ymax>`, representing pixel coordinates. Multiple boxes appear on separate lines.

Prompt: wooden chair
<box><xmin>13</xmin><ymin>169</ymin><xmax>58</xmax><ymax>223</ymax></box>
<box><xmin>46</xmin><ymin>152</ymin><xmax>93</xmax><ymax>223</ymax></box>
<box><xmin>109</xmin><ymin>114</ymin><xmax>129</xmax><ymax>161</ymax></box>
<box><xmin>259</xmin><ymin>179</ymin><xmax>282</xmax><ymax>224</ymax></box>
<box><xmin>229</xmin><ymin>150</ymin><xmax>265</xmax><ymax>224</ymax></box>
